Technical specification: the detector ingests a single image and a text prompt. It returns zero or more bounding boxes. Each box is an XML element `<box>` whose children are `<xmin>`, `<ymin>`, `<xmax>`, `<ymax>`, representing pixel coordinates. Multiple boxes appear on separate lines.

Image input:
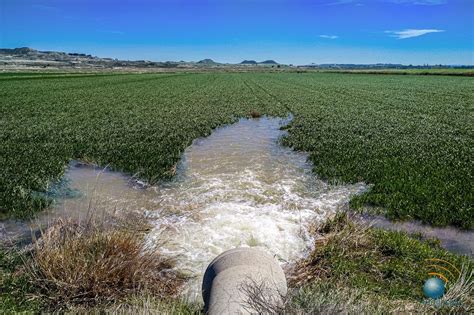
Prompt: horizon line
<box><xmin>1</xmin><ymin>46</ymin><xmax>473</xmax><ymax>67</ymax></box>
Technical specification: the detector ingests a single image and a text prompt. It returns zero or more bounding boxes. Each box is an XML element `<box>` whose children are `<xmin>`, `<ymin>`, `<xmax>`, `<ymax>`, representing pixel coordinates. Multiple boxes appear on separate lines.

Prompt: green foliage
<box><xmin>0</xmin><ymin>72</ymin><xmax>285</xmax><ymax>218</ymax></box>
<box><xmin>1</xmin><ymin>72</ymin><xmax>472</xmax><ymax>228</ymax></box>
<box><xmin>265</xmin><ymin>73</ymin><xmax>473</xmax><ymax>228</ymax></box>
<box><xmin>0</xmin><ymin>247</ymin><xmax>42</xmax><ymax>313</ymax></box>
<box><xmin>287</xmin><ymin>282</ymin><xmax>429</xmax><ymax>314</ymax></box>
<box><xmin>290</xmin><ymin>213</ymin><xmax>473</xmax><ymax>313</ymax></box>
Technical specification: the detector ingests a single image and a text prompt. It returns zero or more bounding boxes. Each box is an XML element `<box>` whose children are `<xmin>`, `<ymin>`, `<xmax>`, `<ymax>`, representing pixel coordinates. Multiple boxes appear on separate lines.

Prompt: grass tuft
<box><xmin>284</xmin><ymin>212</ymin><xmax>473</xmax><ymax>313</ymax></box>
<box><xmin>2</xmin><ymin>211</ymin><xmax>472</xmax><ymax>313</ymax></box>
<box><xmin>23</xmin><ymin>212</ymin><xmax>186</xmax><ymax>309</ymax></box>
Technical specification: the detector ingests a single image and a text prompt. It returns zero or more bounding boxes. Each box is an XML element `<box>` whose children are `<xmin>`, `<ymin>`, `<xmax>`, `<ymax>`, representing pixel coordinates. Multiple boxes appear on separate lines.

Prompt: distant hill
<box><xmin>197</xmin><ymin>58</ymin><xmax>218</xmax><ymax>65</ymax></box>
<box><xmin>0</xmin><ymin>47</ymin><xmax>95</xmax><ymax>60</ymax></box>
<box><xmin>259</xmin><ymin>60</ymin><xmax>278</xmax><ymax>65</ymax></box>
<box><xmin>240</xmin><ymin>60</ymin><xmax>280</xmax><ymax>65</ymax></box>
<box><xmin>0</xmin><ymin>47</ymin><xmax>38</xmax><ymax>55</ymax></box>
<box><xmin>240</xmin><ymin>60</ymin><xmax>257</xmax><ymax>64</ymax></box>
<box><xmin>0</xmin><ymin>47</ymin><xmax>181</xmax><ymax>69</ymax></box>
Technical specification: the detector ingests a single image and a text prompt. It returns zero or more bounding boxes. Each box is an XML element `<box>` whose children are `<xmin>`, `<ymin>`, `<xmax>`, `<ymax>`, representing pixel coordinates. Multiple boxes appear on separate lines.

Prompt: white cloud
<box><xmin>385</xmin><ymin>29</ymin><xmax>444</xmax><ymax>39</ymax></box>
<box><xmin>319</xmin><ymin>35</ymin><xmax>339</xmax><ymax>39</ymax></box>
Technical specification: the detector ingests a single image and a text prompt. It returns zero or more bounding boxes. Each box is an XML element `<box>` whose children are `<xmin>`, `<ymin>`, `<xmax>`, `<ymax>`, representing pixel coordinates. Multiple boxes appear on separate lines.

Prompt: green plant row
<box><xmin>1</xmin><ymin>72</ymin><xmax>472</xmax><ymax>228</ymax></box>
<box><xmin>251</xmin><ymin>73</ymin><xmax>473</xmax><ymax>228</ymax></box>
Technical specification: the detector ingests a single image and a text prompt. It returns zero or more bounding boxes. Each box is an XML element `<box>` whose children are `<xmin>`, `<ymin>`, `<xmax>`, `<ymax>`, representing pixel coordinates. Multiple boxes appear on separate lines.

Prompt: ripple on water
<box><xmin>144</xmin><ymin>117</ymin><xmax>367</xmax><ymax>298</ymax></box>
<box><xmin>1</xmin><ymin>117</ymin><xmax>368</xmax><ymax>300</ymax></box>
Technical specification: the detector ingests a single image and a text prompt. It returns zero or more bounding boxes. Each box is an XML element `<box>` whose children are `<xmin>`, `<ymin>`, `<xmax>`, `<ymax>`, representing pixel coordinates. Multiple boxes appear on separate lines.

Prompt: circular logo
<box><xmin>423</xmin><ymin>277</ymin><xmax>445</xmax><ymax>299</ymax></box>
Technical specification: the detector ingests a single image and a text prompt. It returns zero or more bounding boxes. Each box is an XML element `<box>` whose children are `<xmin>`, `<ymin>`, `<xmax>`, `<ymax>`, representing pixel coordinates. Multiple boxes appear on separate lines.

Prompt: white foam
<box><xmin>143</xmin><ymin>117</ymin><xmax>367</xmax><ymax>299</ymax></box>
<box><xmin>36</xmin><ymin>117</ymin><xmax>367</xmax><ymax>300</ymax></box>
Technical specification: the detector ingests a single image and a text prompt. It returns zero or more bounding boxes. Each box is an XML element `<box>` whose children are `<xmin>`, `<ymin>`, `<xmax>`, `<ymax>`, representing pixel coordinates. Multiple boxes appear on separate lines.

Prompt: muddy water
<box><xmin>144</xmin><ymin>117</ymin><xmax>367</xmax><ymax>297</ymax></box>
<box><xmin>0</xmin><ymin>117</ymin><xmax>367</xmax><ymax>299</ymax></box>
<box><xmin>6</xmin><ymin>116</ymin><xmax>472</xmax><ymax>299</ymax></box>
<box><xmin>354</xmin><ymin>214</ymin><xmax>474</xmax><ymax>257</ymax></box>
<box><xmin>0</xmin><ymin>162</ymin><xmax>153</xmax><ymax>244</ymax></box>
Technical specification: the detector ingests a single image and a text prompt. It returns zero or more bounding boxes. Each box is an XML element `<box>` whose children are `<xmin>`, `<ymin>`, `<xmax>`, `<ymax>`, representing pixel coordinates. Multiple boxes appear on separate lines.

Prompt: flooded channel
<box><xmin>144</xmin><ymin>117</ymin><xmax>367</xmax><ymax>297</ymax></box>
<box><xmin>4</xmin><ymin>116</ymin><xmax>471</xmax><ymax>300</ymax></box>
<box><xmin>0</xmin><ymin>117</ymin><xmax>367</xmax><ymax>298</ymax></box>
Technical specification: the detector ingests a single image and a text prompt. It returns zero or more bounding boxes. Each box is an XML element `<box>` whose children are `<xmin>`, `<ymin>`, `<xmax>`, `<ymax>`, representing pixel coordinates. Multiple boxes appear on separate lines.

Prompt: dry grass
<box><xmin>240</xmin><ymin>278</ymin><xmax>287</xmax><ymax>314</ymax></box>
<box><xmin>66</xmin><ymin>295</ymin><xmax>202</xmax><ymax>314</ymax></box>
<box><xmin>287</xmin><ymin>213</ymin><xmax>374</xmax><ymax>287</ymax></box>
<box><xmin>286</xmin><ymin>283</ymin><xmax>426</xmax><ymax>314</ymax></box>
<box><xmin>25</xmin><ymin>211</ymin><xmax>186</xmax><ymax>309</ymax></box>
<box><xmin>437</xmin><ymin>265</ymin><xmax>474</xmax><ymax>312</ymax></box>
<box><xmin>241</xmin><ymin>276</ymin><xmax>427</xmax><ymax>314</ymax></box>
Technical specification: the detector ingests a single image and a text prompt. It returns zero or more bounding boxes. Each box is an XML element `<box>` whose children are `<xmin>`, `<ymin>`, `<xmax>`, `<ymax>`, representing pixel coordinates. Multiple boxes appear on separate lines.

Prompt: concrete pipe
<box><xmin>202</xmin><ymin>247</ymin><xmax>287</xmax><ymax>314</ymax></box>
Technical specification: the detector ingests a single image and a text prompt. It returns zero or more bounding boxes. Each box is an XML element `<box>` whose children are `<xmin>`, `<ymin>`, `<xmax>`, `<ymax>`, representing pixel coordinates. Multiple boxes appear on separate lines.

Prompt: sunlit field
<box><xmin>1</xmin><ymin>72</ymin><xmax>472</xmax><ymax>228</ymax></box>
<box><xmin>2</xmin><ymin>0</ymin><xmax>474</xmax><ymax>312</ymax></box>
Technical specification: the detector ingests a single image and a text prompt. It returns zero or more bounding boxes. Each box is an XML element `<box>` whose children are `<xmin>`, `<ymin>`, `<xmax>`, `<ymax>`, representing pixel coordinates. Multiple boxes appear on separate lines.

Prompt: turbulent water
<box><xmin>0</xmin><ymin>117</ymin><xmax>366</xmax><ymax>299</ymax></box>
<box><xmin>2</xmin><ymin>116</ymin><xmax>473</xmax><ymax>299</ymax></box>
<box><xmin>13</xmin><ymin>118</ymin><xmax>474</xmax><ymax>299</ymax></box>
<box><xmin>143</xmin><ymin>117</ymin><xmax>367</xmax><ymax>297</ymax></box>
<box><xmin>0</xmin><ymin>118</ymin><xmax>474</xmax><ymax>299</ymax></box>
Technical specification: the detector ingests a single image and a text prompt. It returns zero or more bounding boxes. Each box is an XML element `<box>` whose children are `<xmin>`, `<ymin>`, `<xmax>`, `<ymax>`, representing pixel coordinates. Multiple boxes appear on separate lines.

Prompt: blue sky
<box><xmin>1</xmin><ymin>0</ymin><xmax>473</xmax><ymax>65</ymax></box>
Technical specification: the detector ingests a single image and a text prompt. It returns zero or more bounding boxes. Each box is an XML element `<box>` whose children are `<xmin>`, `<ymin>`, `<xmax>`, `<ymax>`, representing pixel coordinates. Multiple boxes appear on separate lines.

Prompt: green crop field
<box><xmin>1</xmin><ymin>72</ymin><xmax>472</xmax><ymax>228</ymax></box>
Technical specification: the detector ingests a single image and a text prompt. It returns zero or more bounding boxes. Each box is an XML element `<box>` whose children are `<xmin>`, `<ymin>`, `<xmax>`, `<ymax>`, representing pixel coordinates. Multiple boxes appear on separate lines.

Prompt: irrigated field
<box><xmin>1</xmin><ymin>72</ymin><xmax>472</xmax><ymax>228</ymax></box>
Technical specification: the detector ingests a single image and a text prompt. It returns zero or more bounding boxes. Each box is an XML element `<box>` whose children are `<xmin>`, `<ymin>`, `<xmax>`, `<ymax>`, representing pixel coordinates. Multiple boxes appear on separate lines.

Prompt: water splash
<box><xmin>143</xmin><ymin>117</ymin><xmax>367</xmax><ymax>298</ymax></box>
<box><xmin>0</xmin><ymin>117</ymin><xmax>368</xmax><ymax>299</ymax></box>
